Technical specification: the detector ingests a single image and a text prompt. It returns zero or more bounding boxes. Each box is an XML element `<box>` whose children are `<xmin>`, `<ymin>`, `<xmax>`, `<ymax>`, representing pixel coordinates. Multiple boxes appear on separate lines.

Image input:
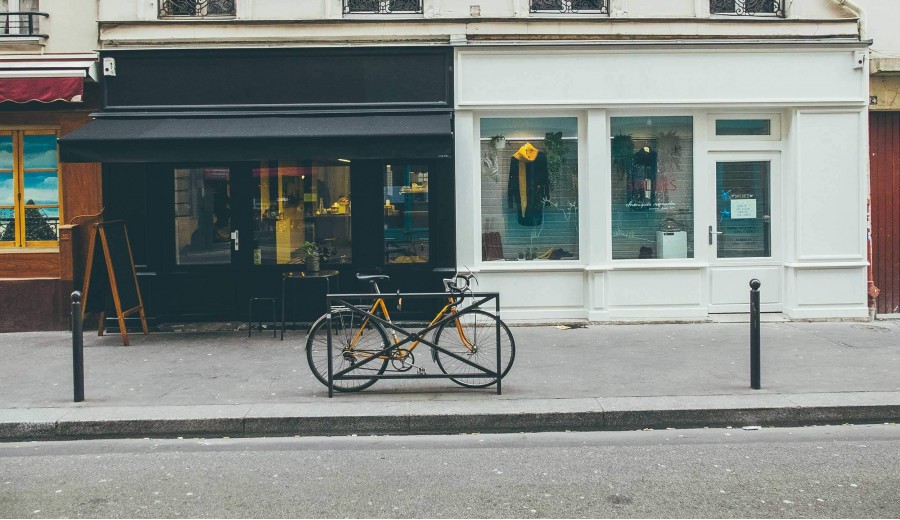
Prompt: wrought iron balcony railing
<box><xmin>530</xmin><ymin>0</ymin><xmax>609</xmax><ymax>14</ymax></box>
<box><xmin>710</xmin><ymin>0</ymin><xmax>784</xmax><ymax>17</ymax></box>
<box><xmin>344</xmin><ymin>0</ymin><xmax>423</xmax><ymax>14</ymax></box>
<box><xmin>159</xmin><ymin>0</ymin><xmax>235</xmax><ymax>17</ymax></box>
<box><xmin>1</xmin><ymin>11</ymin><xmax>48</xmax><ymax>37</ymax></box>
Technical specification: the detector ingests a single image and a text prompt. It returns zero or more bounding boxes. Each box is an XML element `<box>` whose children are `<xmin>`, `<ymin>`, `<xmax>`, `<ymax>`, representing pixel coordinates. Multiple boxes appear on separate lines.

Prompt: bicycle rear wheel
<box><xmin>306</xmin><ymin>309</ymin><xmax>389</xmax><ymax>392</ymax></box>
<box><xmin>433</xmin><ymin>309</ymin><xmax>515</xmax><ymax>388</ymax></box>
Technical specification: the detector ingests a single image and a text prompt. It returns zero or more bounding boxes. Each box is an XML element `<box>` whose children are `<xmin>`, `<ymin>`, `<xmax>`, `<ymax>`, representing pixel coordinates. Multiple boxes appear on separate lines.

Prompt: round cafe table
<box><xmin>281</xmin><ymin>269</ymin><xmax>339</xmax><ymax>340</ymax></box>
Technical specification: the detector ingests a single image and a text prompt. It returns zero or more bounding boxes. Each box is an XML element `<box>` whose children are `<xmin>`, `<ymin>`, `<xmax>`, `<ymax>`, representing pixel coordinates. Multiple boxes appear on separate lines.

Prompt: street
<box><xmin>2</xmin><ymin>424</ymin><xmax>899</xmax><ymax>518</ymax></box>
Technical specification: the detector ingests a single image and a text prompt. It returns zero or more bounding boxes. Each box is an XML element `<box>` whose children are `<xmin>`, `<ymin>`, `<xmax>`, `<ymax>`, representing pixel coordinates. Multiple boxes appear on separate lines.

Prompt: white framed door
<box><xmin>707</xmin><ymin>152</ymin><xmax>783</xmax><ymax>313</ymax></box>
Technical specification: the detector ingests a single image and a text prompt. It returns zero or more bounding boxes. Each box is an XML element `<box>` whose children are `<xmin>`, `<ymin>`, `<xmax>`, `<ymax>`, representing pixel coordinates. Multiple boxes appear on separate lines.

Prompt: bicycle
<box><xmin>305</xmin><ymin>271</ymin><xmax>515</xmax><ymax>392</ymax></box>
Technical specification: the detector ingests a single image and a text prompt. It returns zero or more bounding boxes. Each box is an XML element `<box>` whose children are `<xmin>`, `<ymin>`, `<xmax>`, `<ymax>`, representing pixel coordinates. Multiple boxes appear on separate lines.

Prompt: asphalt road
<box><xmin>2</xmin><ymin>424</ymin><xmax>899</xmax><ymax>518</ymax></box>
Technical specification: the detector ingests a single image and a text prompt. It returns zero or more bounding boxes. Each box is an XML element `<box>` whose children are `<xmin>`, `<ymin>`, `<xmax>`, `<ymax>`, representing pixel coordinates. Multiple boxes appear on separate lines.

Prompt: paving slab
<box><xmin>1</xmin><ymin>320</ymin><xmax>899</xmax><ymax>440</ymax></box>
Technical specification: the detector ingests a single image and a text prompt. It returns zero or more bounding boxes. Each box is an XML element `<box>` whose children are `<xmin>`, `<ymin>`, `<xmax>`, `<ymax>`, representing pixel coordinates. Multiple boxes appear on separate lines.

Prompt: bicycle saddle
<box><xmin>356</xmin><ymin>273</ymin><xmax>390</xmax><ymax>283</ymax></box>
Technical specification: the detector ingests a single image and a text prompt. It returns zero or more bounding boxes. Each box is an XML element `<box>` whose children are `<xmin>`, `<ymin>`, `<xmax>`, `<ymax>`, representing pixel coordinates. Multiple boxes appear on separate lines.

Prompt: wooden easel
<box><xmin>81</xmin><ymin>221</ymin><xmax>149</xmax><ymax>346</ymax></box>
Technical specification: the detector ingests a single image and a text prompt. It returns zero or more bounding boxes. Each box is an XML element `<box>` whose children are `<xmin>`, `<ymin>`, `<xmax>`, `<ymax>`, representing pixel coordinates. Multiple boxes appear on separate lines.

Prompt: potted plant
<box><xmin>301</xmin><ymin>241</ymin><xmax>320</xmax><ymax>272</ymax></box>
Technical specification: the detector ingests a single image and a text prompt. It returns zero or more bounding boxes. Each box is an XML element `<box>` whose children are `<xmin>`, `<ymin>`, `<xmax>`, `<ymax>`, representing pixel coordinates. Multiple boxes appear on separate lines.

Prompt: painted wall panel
<box><xmin>795</xmin><ymin>112</ymin><xmax>864</xmax><ymax>259</ymax></box>
<box><xmin>709</xmin><ymin>267</ymin><xmax>781</xmax><ymax>305</ymax></box>
<box><xmin>607</xmin><ymin>269</ymin><xmax>703</xmax><ymax>306</ymax></box>
<box><xmin>457</xmin><ymin>50</ymin><xmax>865</xmax><ymax>107</ymax></box>
<box><xmin>479</xmin><ymin>272</ymin><xmax>585</xmax><ymax>308</ymax></box>
<box><xmin>795</xmin><ymin>268</ymin><xmax>867</xmax><ymax>305</ymax></box>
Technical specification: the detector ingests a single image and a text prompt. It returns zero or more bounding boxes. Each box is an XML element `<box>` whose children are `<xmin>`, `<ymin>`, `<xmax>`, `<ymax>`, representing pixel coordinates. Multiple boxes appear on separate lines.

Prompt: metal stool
<box><xmin>248</xmin><ymin>297</ymin><xmax>277</xmax><ymax>338</ymax></box>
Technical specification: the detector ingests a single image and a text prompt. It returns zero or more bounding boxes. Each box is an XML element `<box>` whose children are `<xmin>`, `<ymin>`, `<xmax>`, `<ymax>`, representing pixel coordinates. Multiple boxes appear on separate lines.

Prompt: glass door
<box><xmin>173</xmin><ymin>166</ymin><xmax>233</xmax><ymax>267</ymax></box>
<box><xmin>707</xmin><ymin>153</ymin><xmax>781</xmax><ymax>312</ymax></box>
<box><xmin>713</xmin><ymin>160</ymin><xmax>772</xmax><ymax>259</ymax></box>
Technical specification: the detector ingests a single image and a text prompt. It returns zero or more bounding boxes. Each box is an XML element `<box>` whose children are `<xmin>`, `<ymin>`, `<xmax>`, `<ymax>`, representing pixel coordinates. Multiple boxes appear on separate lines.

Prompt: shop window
<box><xmin>610</xmin><ymin>116</ymin><xmax>694</xmax><ymax>260</ymax></box>
<box><xmin>253</xmin><ymin>161</ymin><xmax>352</xmax><ymax>266</ymax></box>
<box><xmin>384</xmin><ymin>163</ymin><xmax>429</xmax><ymax>264</ymax></box>
<box><xmin>0</xmin><ymin>130</ymin><xmax>60</xmax><ymax>248</ymax></box>
<box><xmin>479</xmin><ymin>117</ymin><xmax>579</xmax><ymax>262</ymax></box>
<box><xmin>159</xmin><ymin>0</ymin><xmax>235</xmax><ymax>17</ymax></box>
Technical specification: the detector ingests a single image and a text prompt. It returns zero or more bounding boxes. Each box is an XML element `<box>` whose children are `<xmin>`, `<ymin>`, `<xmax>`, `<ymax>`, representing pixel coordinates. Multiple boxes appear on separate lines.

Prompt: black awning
<box><xmin>59</xmin><ymin>113</ymin><xmax>453</xmax><ymax>162</ymax></box>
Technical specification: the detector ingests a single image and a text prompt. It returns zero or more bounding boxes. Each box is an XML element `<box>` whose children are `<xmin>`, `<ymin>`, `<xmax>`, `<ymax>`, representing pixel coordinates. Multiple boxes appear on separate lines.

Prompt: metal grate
<box><xmin>344</xmin><ymin>0</ymin><xmax>423</xmax><ymax>14</ymax></box>
<box><xmin>159</xmin><ymin>0</ymin><xmax>235</xmax><ymax>17</ymax></box>
<box><xmin>710</xmin><ymin>0</ymin><xmax>784</xmax><ymax>17</ymax></box>
<box><xmin>530</xmin><ymin>0</ymin><xmax>608</xmax><ymax>14</ymax></box>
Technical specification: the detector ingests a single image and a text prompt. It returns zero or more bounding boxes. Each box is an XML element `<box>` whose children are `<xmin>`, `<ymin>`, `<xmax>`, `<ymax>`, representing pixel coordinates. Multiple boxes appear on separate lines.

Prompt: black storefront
<box><xmin>60</xmin><ymin>47</ymin><xmax>455</xmax><ymax>324</ymax></box>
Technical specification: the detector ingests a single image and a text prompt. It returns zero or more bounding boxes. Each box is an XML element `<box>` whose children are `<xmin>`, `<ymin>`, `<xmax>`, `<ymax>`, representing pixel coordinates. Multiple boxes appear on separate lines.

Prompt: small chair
<box><xmin>248</xmin><ymin>297</ymin><xmax>277</xmax><ymax>338</ymax></box>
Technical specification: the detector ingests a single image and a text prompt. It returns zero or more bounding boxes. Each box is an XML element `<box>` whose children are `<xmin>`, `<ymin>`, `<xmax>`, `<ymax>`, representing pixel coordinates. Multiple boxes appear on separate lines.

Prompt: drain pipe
<box><xmin>830</xmin><ymin>0</ymin><xmax>866</xmax><ymax>40</ymax></box>
<box><xmin>831</xmin><ymin>0</ymin><xmax>877</xmax><ymax>316</ymax></box>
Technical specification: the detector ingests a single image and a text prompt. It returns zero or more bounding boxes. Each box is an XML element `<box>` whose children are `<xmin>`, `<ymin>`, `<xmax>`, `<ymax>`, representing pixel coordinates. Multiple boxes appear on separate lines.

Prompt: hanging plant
<box><xmin>544</xmin><ymin>131</ymin><xmax>565</xmax><ymax>188</ymax></box>
<box><xmin>655</xmin><ymin>130</ymin><xmax>681</xmax><ymax>177</ymax></box>
<box><xmin>611</xmin><ymin>134</ymin><xmax>634</xmax><ymax>180</ymax></box>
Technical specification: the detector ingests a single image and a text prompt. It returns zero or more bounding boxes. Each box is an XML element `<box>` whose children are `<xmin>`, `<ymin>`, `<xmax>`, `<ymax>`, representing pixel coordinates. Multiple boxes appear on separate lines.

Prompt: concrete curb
<box><xmin>2</xmin><ymin>393</ymin><xmax>899</xmax><ymax>441</ymax></box>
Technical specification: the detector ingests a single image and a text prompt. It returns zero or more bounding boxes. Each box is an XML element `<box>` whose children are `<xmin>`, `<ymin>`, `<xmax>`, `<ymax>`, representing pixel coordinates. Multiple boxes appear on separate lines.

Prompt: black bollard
<box><xmin>749</xmin><ymin>279</ymin><xmax>761</xmax><ymax>390</ymax></box>
<box><xmin>72</xmin><ymin>291</ymin><xmax>84</xmax><ymax>402</ymax></box>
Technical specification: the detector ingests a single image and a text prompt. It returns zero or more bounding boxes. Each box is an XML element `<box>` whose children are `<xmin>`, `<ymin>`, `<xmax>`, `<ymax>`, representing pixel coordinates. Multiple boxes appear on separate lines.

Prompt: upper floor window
<box><xmin>710</xmin><ymin>0</ymin><xmax>784</xmax><ymax>17</ymax></box>
<box><xmin>159</xmin><ymin>0</ymin><xmax>235</xmax><ymax>18</ymax></box>
<box><xmin>344</xmin><ymin>0</ymin><xmax>423</xmax><ymax>14</ymax></box>
<box><xmin>0</xmin><ymin>130</ymin><xmax>61</xmax><ymax>248</ymax></box>
<box><xmin>1</xmin><ymin>0</ymin><xmax>45</xmax><ymax>37</ymax></box>
<box><xmin>530</xmin><ymin>0</ymin><xmax>608</xmax><ymax>14</ymax></box>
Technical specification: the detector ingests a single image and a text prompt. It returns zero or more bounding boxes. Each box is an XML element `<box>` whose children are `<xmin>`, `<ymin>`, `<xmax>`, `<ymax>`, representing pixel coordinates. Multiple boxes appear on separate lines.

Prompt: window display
<box><xmin>384</xmin><ymin>163</ymin><xmax>430</xmax><ymax>264</ymax></box>
<box><xmin>610</xmin><ymin>116</ymin><xmax>694</xmax><ymax>260</ymax></box>
<box><xmin>253</xmin><ymin>161</ymin><xmax>352</xmax><ymax>266</ymax></box>
<box><xmin>480</xmin><ymin>117</ymin><xmax>579</xmax><ymax>262</ymax></box>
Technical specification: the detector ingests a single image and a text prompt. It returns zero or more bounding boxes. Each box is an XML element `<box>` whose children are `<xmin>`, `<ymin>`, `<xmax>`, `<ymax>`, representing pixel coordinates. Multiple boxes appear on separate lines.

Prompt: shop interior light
<box><xmin>338</xmin><ymin>158</ymin><xmax>351</xmax><ymax>163</ymax></box>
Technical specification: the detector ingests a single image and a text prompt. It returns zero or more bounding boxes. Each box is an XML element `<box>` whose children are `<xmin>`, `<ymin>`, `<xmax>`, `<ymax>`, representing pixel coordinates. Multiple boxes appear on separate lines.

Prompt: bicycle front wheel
<box><xmin>433</xmin><ymin>309</ymin><xmax>515</xmax><ymax>388</ymax></box>
<box><xmin>306</xmin><ymin>309</ymin><xmax>389</xmax><ymax>392</ymax></box>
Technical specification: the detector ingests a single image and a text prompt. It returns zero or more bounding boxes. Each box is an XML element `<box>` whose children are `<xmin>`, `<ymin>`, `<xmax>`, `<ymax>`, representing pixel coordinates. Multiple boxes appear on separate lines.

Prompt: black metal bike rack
<box><xmin>323</xmin><ymin>291</ymin><xmax>504</xmax><ymax>397</ymax></box>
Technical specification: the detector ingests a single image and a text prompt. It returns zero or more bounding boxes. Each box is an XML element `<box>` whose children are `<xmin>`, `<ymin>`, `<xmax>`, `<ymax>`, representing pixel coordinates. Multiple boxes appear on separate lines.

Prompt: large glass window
<box><xmin>479</xmin><ymin>117</ymin><xmax>579</xmax><ymax>262</ymax></box>
<box><xmin>610</xmin><ymin>116</ymin><xmax>694</xmax><ymax>260</ymax></box>
<box><xmin>253</xmin><ymin>161</ymin><xmax>352</xmax><ymax>265</ymax></box>
<box><xmin>384</xmin><ymin>163</ymin><xmax>429</xmax><ymax>264</ymax></box>
<box><xmin>0</xmin><ymin>130</ymin><xmax>60</xmax><ymax>247</ymax></box>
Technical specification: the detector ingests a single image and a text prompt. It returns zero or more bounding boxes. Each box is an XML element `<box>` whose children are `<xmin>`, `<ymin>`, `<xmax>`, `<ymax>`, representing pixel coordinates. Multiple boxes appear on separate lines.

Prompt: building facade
<box><xmin>0</xmin><ymin>0</ymin><xmax>100</xmax><ymax>332</ymax></box>
<box><xmin>54</xmin><ymin>0</ymin><xmax>870</xmax><ymax>325</ymax></box>
<box><xmin>856</xmin><ymin>0</ymin><xmax>900</xmax><ymax>318</ymax></box>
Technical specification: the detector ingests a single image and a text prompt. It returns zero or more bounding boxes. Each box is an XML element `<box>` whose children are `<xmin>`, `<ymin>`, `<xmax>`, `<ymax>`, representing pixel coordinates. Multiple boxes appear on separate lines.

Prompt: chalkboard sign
<box><xmin>82</xmin><ymin>221</ymin><xmax>148</xmax><ymax>346</ymax></box>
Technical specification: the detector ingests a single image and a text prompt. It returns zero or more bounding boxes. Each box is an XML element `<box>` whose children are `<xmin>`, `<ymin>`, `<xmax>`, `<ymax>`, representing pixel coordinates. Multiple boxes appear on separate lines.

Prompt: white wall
<box><xmin>853</xmin><ymin>0</ymin><xmax>900</xmax><ymax>57</ymax></box>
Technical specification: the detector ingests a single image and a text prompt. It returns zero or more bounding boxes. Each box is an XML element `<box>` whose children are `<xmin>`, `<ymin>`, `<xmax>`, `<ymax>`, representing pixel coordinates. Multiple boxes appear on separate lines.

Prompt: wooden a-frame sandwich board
<box><xmin>81</xmin><ymin>221</ymin><xmax>148</xmax><ymax>346</ymax></box>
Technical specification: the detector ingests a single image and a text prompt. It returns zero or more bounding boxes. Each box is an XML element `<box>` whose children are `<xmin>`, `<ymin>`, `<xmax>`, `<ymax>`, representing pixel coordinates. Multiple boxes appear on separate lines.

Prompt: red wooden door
<box><xmin>870</xmin><ymin>112</ymin><xmax>900</xmax><ymax>315</ymax></box>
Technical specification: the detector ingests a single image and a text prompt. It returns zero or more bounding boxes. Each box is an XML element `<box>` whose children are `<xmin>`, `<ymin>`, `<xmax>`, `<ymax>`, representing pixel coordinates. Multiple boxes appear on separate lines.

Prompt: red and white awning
<box><xmin>0</xmin><ymin>75</ymin><xmax>83</xmax><ymax>103</ymax></box>
<box><xmin>0</xmin><ymin>53</ymin><xmax>95</xmax><ymax>103</ymax></box>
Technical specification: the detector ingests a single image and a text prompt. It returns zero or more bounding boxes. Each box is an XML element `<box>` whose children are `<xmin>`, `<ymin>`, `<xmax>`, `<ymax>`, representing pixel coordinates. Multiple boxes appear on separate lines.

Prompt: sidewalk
<box><xmin>1</xmin><ymin>320</ymin><xmax>899</xmax><ymax>440</ymax></box>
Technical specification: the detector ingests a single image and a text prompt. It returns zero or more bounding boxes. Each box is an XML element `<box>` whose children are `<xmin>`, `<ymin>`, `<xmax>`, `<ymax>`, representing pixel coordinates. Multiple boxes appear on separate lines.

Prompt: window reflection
<box><xmin>610</xmin><ymin>116</ymin><xmax>694</xmax><ymax>260</ymax></box>
<box><xmin>384</xmin><ymin>163</ymin><xmax>429</xmax><ymax>264</ymax></box>
<box><xmin>252</xmin><ymin>161</ymin><xmax>351</xmax><ymax>265</ymax></box>
<box><xmin>174</xmin><ymin>167</ymin><xmax>232</xmax><ymax>265</ymax></box>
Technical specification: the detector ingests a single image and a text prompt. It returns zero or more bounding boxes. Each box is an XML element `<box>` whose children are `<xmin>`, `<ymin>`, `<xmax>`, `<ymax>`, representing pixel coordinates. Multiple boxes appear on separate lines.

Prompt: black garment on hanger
<box><xmin>507</xmin><ymin>150</ymin><xmax>550</xmax><ymax>226</ymax></box>
<box><xmin>628</xmin><ymin>147</ymin><xmax>658</xmax><ymax>210</ymax></box>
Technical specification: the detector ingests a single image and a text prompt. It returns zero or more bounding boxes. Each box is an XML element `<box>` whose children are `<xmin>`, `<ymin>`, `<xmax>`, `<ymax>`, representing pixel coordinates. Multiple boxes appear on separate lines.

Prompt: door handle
<box><xmin>230</xmin><ymin>230</ymin><xmax>239</xmax><ymax>251</ymax></box>
<box><xmin>708</xmin><ymin>225</ymin><xmax>723</xmax><ymax>245</ymax></box>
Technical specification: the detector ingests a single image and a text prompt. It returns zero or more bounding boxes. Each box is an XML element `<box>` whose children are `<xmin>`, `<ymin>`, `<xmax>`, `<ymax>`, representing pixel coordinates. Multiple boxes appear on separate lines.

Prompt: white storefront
<box><xmin>454</xmin><ymin>42</ymin><xmax>870</xmax><ymax>321</ymax></box>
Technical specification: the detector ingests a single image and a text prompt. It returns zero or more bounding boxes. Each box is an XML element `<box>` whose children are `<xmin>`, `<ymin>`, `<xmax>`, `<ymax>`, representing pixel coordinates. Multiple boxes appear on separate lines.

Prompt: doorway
<box><xmin>707</xmin><ymin>153</ymin><xmax>782</xmax><ymax>313</ymax></box>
